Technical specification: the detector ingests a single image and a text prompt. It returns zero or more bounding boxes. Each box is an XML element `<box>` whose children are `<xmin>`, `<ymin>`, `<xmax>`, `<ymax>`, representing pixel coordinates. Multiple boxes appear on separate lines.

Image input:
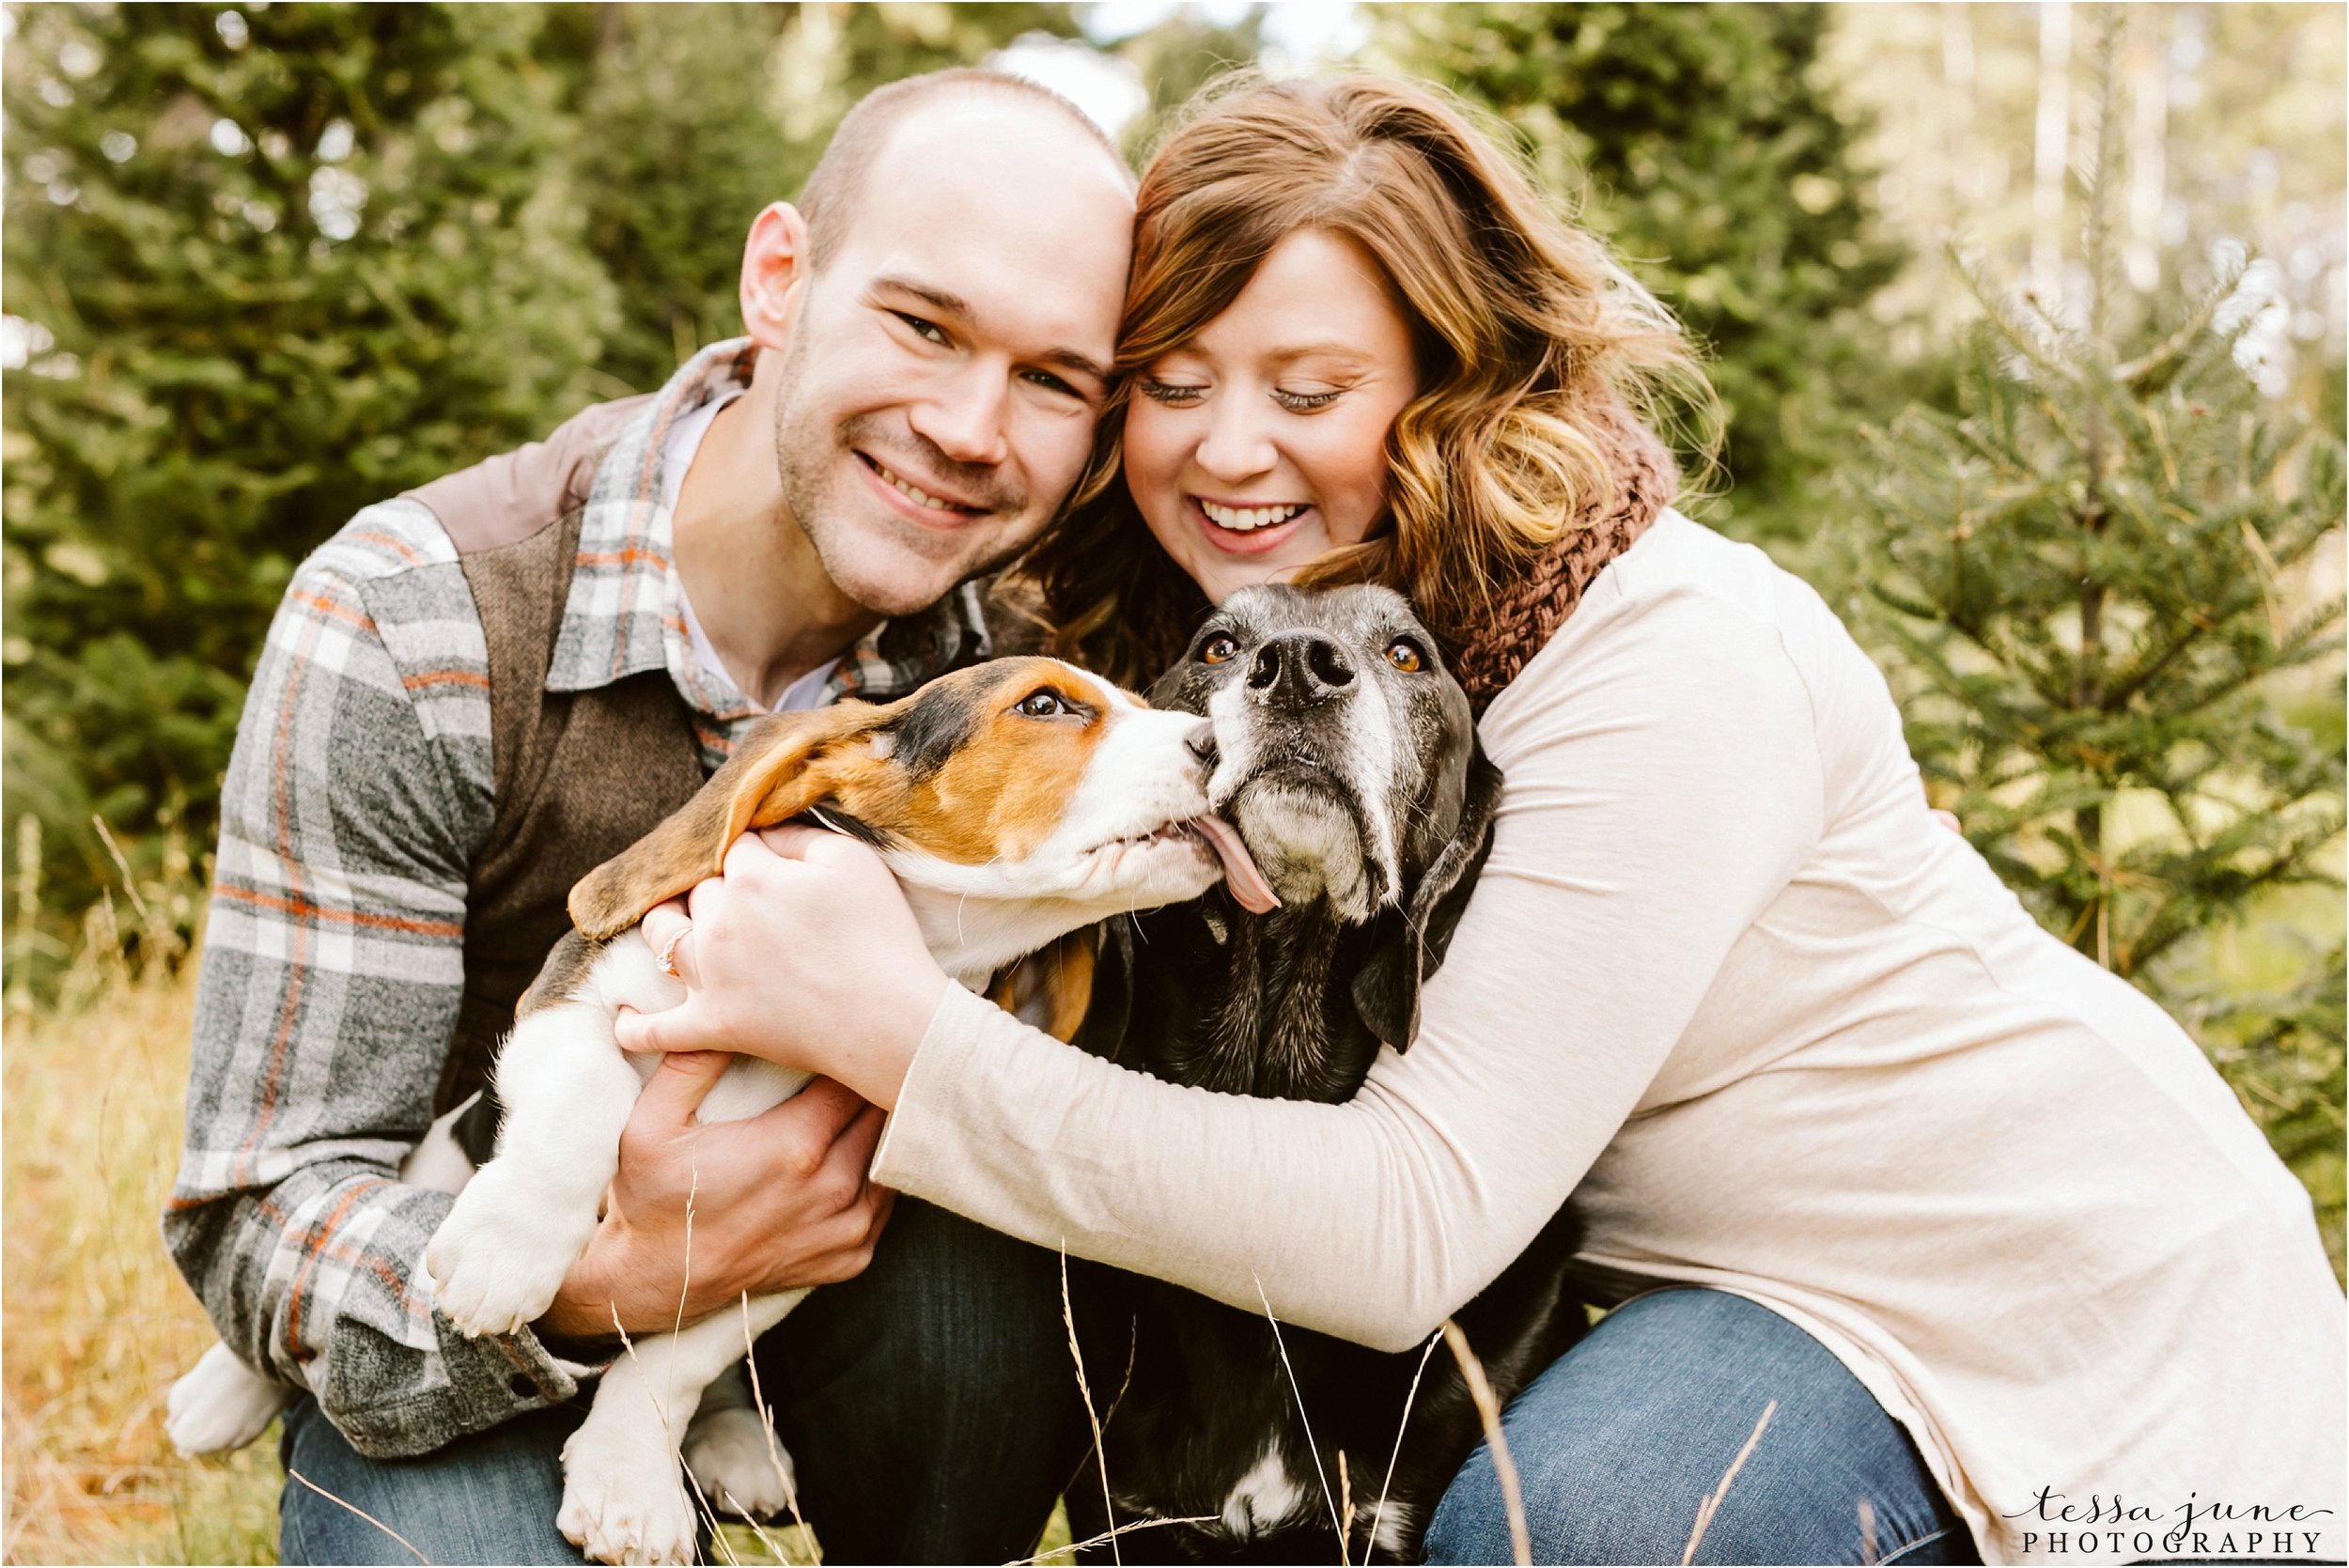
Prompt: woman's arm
<box><xmin>623</xmin><ymin>588</ymin><xmax>1824</xmax><ymax>1351</ymax></box>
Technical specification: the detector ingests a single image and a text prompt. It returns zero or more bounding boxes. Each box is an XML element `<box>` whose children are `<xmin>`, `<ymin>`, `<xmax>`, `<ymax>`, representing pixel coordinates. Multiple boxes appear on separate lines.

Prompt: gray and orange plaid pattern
<box><xmin>163</xmin><ymin>340</ymin><xmax>988</xmax><ymax>1457</ymax></box>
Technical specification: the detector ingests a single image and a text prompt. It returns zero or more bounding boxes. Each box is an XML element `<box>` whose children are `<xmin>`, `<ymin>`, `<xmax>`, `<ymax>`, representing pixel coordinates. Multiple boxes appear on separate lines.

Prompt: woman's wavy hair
<box><xmin>1020</xmin><ymin>71</ymin><xmax>1717</xmax><ymax>687</ymax></box>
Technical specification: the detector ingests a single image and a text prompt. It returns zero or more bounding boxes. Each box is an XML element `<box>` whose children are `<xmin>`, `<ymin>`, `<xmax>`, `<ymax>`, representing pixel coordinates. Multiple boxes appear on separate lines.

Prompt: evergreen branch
<box><xmin>2112</xmin><ymin>262</ymin><xmax>2251</xmax><ymax>392</ymax></box>
<box><xmin>1947</xmin><ymin>246</ymin><xmax>2081</xmax><ymax>397</ymax></box>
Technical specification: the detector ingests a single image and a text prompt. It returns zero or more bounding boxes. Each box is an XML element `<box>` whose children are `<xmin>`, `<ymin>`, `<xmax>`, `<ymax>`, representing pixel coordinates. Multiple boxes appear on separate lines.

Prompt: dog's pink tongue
<box><xmin>1190</xmin><ymin>815</ymin><xmax>1279</xmax><ymax>914</ymax></box>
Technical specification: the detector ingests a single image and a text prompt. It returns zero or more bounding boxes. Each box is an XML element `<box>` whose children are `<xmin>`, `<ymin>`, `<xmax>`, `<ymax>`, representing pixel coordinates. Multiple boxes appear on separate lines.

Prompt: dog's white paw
<box><xmin>559</xmin><ymin>1422</ymin><xmax>697</xmax><ymax>1566</ymax></box>
<box><xmin>164</xmin><ymin>1343</ymin><xmax>292</xmax><ymax>1456</ymax></box>
<box><xmin>684</xmin><ymin>1404</ymin><xmax>796</xmax><ymax>1519</ymax></box>
<box><xmin>425</xmin><ymin>1166</ymin><xmax>593</xmax><ymax>1338</ymax></box>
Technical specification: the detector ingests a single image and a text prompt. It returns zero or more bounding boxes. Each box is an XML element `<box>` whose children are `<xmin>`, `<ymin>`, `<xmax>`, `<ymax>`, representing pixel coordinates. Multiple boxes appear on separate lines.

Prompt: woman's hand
<box><xmin>613</xmin><ymin>825</ymin><xmax>952</xmax><ymax>1110</ymax></box>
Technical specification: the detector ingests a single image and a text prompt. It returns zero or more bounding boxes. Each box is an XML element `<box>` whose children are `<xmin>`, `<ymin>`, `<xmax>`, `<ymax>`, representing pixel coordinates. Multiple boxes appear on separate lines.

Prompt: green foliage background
<box><xmin>5</xmin><ymin>0</ymin><xmax>1902</xmax><ymax>930</ymax></box>
<box><xmin>2</xmin><ymin>3</ymin><xmax>2341</xmax><ymax>1238</ymax></box>
<box><xmin>2</xmin><ymin>2</ymin><xmax>1074</xmax><ymax>936</ymax></box>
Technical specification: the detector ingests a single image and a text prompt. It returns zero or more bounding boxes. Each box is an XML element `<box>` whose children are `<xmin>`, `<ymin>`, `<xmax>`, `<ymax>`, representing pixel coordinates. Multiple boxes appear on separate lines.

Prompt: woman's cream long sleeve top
<box><xmin>872</xmin><ymin>510</ymin><xmax>2346</xmax><ymax>1564</ymax></box>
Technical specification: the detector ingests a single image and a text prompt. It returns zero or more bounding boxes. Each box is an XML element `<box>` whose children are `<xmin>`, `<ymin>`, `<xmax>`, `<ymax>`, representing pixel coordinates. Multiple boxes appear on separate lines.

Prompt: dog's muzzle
<box><xmin>1245</xmin><ymin>631</ymin><xmax>1358</xmax><ymax>711</ymax></box>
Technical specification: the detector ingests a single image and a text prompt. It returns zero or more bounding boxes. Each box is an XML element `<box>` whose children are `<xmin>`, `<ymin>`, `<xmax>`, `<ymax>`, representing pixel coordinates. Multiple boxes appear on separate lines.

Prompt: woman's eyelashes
<box><xmin>1135</xmin><ymin>377</ymin><xmax>1206</xmax><ymax>407</ymax></box>
<box><xmin>1135</xmin><ymin>376</ymin><xmax>1346</xmax><ymax>413</ymax></box>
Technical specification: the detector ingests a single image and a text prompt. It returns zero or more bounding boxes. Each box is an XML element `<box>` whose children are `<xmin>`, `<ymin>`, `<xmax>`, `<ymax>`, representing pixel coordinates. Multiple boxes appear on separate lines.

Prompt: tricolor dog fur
<box><xmin>1066</xmin><ymin>583</ymin><xmax>1585</xmax><ymax>1563</ymax></box>
<box><xmin>165</xmin><ymin>654</ymin><xmax>1274</xmax><ymax>1566</ymax></box>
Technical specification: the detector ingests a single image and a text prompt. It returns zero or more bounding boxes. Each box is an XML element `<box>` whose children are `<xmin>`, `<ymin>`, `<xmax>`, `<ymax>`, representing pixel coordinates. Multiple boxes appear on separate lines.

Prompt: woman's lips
<box><xmin>1188</xmin><ymin>494</ymin><xmax>1313</xmax><ymax>556</ymax></box>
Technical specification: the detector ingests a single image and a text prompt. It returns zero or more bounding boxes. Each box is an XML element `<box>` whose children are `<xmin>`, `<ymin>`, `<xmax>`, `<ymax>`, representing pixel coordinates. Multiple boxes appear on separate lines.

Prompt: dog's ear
<box><xmin>568</xmin><ymin>705</ymin><xmax>878</xmax><ymax>939</ymax></box>
<box><xmin>986</xmin><ymin>929</ymin><xmax>1101</xmax><ymax>1044</ymax></box>
<box><xmin>1351</xmin><ymin>747</ymin><xmax>1503</xmax><ymax>1052</ymax></box>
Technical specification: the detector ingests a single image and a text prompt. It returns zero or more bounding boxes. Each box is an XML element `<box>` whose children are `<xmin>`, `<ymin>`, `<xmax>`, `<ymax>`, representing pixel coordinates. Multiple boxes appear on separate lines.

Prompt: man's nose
<box><xmin>908</xmin><ymin>364</ymin><xmax>1011</xmax><ymax>468</ymax></box>
<box><xmin>1247</xmin><ymin>633</ymin><xmax>1355</xmax><ymax>709</ymax></box>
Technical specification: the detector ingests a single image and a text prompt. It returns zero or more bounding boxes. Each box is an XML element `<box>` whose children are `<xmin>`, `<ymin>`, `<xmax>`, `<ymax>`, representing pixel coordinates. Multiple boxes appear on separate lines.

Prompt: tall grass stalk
<box><xmin>2</xmin><ymin>941</ymin><xmax>279</xmax><ymax>1563</ymax></box>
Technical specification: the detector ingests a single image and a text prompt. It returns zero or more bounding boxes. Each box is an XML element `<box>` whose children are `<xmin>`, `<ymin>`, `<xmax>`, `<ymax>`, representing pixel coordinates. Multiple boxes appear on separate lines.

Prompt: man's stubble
<box><xmin>769</xmin><ymin>324</ymin><xmax>1037</xmax><ymax>622</ymax></box>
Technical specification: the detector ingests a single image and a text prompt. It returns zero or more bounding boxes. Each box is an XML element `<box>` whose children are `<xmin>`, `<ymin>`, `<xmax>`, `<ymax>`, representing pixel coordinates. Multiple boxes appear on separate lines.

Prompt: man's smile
<box><xmin>856</xmin><ymin>451</ymin><xmax>988</xmax><ymax>520</ymax></box>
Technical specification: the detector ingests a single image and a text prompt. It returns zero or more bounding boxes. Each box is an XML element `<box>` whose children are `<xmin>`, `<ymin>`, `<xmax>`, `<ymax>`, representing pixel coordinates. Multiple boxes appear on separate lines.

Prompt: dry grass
<box><xmin>3</xmin><ymin>952</ymin><xmax>280</xmax><ymax>1565</ymax></box>
<box><xmin>0</xmin><ymin>938</ymin><xmax>1076</xmax><ymax>1568</ymax></box>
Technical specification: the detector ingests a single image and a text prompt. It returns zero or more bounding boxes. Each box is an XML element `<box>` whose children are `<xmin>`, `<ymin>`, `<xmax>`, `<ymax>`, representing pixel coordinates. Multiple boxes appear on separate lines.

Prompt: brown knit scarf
<box><xmin>1447</xmin><ymin>396</ymin><xmax>1677</xmax><ymax>714</ymax></box>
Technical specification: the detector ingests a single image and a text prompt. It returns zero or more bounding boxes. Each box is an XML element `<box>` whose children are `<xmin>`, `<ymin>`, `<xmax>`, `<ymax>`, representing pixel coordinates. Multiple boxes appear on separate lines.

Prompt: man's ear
<box><xmin>1351</xmin><ymin>747</ymin><xmax>1504</xmax><ymax>1052</ymax></box>
<box><xmin>568</xmin><ymin>704</ymin><xmax>877</xmax><ymax>939</ymax></box>
<box><xmin>739</xmin><ymin>201</ymin><xmax>812</xmax><ymax>352</ymax></box>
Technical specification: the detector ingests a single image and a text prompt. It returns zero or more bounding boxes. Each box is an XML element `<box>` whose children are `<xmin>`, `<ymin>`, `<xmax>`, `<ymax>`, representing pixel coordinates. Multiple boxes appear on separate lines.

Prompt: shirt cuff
<box><xmin>871</xmin><ymin>980</ymin><xmax>997</xmax><ymax>1194</ymax></box>
<box><xmin>334</xmin><ymin>1315</ymin><xmax>583</xmax><ymax>1459</ymax></box>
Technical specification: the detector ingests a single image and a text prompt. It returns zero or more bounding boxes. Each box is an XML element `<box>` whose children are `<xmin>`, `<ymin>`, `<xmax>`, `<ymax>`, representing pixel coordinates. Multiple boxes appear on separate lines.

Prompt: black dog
<box><xmin>1069</xmin><ymin>583</ymin><xmax>1584</xmax><ymax>1563</ymax></box>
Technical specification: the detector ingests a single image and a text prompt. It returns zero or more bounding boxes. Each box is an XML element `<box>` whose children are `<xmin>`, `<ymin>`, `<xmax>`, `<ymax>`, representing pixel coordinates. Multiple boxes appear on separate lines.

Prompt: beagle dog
<box><xmin>166</xmin><ymin>655</ymin><xmax>1271</xmax><ymax>1567</ymax></box>
<box><xmin>1066</xmin><ymin>585</ymin><xmax>1585</xmax><ymax>1563</ymax></box>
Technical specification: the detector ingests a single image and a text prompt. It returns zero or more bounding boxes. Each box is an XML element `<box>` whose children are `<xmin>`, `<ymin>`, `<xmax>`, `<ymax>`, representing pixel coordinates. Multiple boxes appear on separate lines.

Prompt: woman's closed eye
<box><xmin>1136</xmin><ymin>377</ymin><xmax>1346</xmax><ymax>413</ymax></box>
<box><xmin>1137</xmin><ymin>377</ymin><xmax>1208</xmax><ymax>407</ymax></box>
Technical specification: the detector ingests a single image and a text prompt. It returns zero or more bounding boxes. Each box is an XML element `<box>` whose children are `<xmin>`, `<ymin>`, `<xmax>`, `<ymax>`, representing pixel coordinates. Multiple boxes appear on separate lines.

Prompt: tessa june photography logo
<box><xmin>2004</xmin><ymin>1487</ymin><xmax>2338</xmax><ymax>1559</ymax></box>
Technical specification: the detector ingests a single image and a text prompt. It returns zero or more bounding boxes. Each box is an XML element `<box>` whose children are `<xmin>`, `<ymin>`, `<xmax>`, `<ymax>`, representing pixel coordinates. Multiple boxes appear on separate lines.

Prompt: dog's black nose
<box><xmin>1248</xmin><ymin>633</ymin><xmax>1355</xmax><ymax>708</ymax></box>
<box><xmin>1185</xmin><ymin>720</ymin><xmax>1218</xmax><ymax>770</ymax></box>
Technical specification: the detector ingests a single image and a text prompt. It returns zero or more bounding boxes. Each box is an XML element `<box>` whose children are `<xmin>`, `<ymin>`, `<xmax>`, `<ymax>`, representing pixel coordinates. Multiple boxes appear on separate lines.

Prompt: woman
<box><xmin>620</xmin><ymin>76</ymin><xmax>2345</xmax><ymax>1564</ymax></box>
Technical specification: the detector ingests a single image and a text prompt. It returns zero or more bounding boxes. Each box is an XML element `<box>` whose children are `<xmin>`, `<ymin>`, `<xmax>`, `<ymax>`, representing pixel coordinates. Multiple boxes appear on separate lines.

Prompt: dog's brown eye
<box><xmin>1015</xmin><ymin>691</ymin><xmax>1068</xmax><ymax>719</ymax></box>
<box><xmin>1386</xmin><ymin>639</ymin><xmax>1425</xmax><ymax>673</ymax></box>
<box><xmin>1200</xmin><ymin>634</ymin><xmax>1238</xmax><ymax>665</ymax></box>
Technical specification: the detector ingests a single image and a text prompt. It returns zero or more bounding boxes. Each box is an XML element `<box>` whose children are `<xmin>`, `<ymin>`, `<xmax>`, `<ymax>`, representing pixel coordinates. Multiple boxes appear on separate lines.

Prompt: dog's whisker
<box><xmin>954</xmin><ymin>849</ymin><xmax>1008</xmax><ymax>947</ymax></box>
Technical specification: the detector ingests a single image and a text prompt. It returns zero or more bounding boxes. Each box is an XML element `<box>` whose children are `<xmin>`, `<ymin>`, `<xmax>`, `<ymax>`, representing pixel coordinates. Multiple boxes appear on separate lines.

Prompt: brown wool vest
<box><xmin>405</xmin><ymin>396</ymin><xmax>708</xmax><ymax>1118</ymax></box>
<box><xmin>432</xmin><ymin>508</ymin><xmax>707</xmax><ymax>1117</ymax></box>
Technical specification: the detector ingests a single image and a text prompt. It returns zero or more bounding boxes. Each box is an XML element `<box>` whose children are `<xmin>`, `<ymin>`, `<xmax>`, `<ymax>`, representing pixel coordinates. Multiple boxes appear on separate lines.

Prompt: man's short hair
<box><xmin>797</xmin><ymin>68</ymin><xmax>1131</xmax><ymax>264</ymax></box>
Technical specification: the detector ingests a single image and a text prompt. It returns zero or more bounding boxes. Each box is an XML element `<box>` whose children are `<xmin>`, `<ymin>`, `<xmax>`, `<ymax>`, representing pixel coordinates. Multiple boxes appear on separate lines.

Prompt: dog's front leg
<box><xmin>559</xmin><ymin>1290</ymin><xmax>809</xmax><ymax>1565</ymax></box>
<box><xmin>427</xmin><ymin>941</ymin><xmax>662</xmax><ymax>1337</ymax></box>
<box><xmin>683</xmin><ymin>1359</ymin><xmax>796</xmax><ymax>1520</ymax></box>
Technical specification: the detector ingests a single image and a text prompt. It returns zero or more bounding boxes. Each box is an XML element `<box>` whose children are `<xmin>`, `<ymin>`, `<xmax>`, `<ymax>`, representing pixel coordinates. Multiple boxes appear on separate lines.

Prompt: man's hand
<box><xmin>537</xmin><ymin>1052</ymin><xmax>894</xmax><ymax>1341</ymax></box>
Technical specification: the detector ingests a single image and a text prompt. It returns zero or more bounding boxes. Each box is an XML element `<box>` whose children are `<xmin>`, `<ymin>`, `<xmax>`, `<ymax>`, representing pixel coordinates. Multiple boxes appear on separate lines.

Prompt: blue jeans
<box><xmin>279</xmin><ymin>1198</ymin><xmax>1086</xmax><ymax>1564</ymax></box>
<box><xmin>1427</xmin><ymin>1288</ymin><xmax>1977</xmax><ymax>1565</ymax></box>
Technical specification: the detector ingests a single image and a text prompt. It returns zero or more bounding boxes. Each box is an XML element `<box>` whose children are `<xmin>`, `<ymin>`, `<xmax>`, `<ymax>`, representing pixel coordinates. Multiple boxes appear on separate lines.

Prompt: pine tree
<box><xmin>2</xmin><ymin>3</ymin><xmax>619</xmax><ymax>929</ymax></box>
<box><xmin>0</xmin><ymin>2</ymin><xmax>1075</xmax><ymax>942</ymax></box>
<box><xmin>1846</xmin><ymin>13</ymin><xmax>2345</xmax><ymax>1234</ymax></box>
<box><xmin>1375</xmin><ymin>2</ymin><xmax>1908</xmax><ymax>546</ymax></box>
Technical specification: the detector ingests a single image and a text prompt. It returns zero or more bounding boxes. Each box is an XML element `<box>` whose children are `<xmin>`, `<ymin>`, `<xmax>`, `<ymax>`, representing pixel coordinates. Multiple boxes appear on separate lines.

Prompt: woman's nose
<box><xmin>1193</xmin><ymin>396</ymin><xmax>1277</xmax><ymax>481</ymax></box>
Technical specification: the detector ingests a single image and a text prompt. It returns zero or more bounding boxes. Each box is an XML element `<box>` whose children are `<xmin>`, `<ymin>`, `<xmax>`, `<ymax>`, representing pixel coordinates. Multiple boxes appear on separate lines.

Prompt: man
<box><xmin>164</xmin><ymin>69</ymin><xmax>1136</xmax><ymax>1565</ymax></box>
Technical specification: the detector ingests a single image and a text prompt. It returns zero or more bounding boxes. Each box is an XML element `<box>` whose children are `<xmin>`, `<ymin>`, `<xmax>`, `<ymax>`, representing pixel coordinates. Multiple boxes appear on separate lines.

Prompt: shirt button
<box><xmin>508</xmin><ymin>1373</ymin><xmax>537</xmax><ymax>1398</ymax></box>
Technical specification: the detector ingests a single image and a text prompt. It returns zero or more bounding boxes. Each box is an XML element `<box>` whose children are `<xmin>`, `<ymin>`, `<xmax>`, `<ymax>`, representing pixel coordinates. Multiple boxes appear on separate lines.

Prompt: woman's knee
<box><xmin>1425</xmin><ymin>1290</ymin><xmax>1974</xmax><ymax>1565</ymax></box>
<box><xmin>1424</xmin><ymin>1413</ymin><xmax>1731</xmax><ymax>1566</ymax></box>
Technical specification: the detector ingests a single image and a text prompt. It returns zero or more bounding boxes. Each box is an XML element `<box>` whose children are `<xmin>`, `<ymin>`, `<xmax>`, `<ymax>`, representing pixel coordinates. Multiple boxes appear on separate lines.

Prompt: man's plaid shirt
<box><xmin>164</xmin><ymin>341</ymin><xmax>989</xmax><ymax>1457</ymax></box>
